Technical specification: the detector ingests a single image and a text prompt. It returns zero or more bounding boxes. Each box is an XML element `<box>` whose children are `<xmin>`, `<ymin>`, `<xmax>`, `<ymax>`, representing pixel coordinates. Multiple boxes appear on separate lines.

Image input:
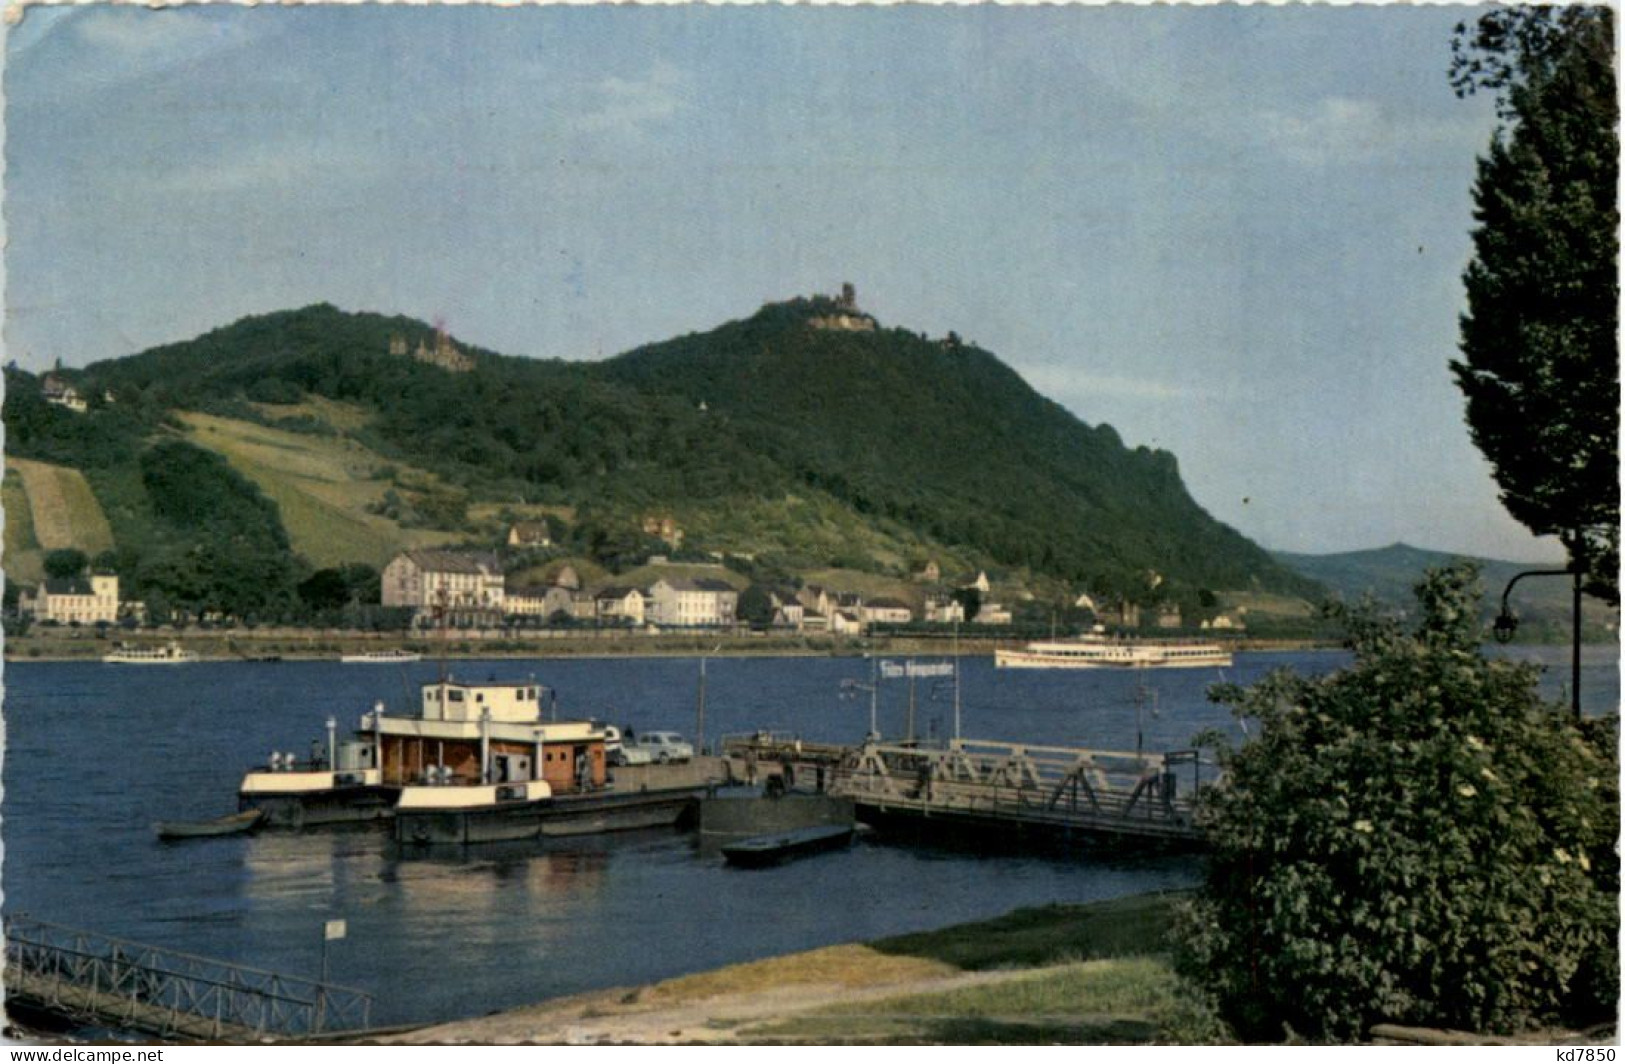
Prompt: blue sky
<box><xmin>3</xmin><ymin>3</ymin><xmax>1568</xmax><ymax>563</ymax></box>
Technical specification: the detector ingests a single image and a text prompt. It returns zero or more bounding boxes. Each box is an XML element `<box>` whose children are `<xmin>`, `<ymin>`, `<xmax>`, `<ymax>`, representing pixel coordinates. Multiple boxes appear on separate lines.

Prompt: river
<box><xmin>2</xmin><ymin>646</ymin><xmax>1614</xmax><ymax>1027</ymax></box>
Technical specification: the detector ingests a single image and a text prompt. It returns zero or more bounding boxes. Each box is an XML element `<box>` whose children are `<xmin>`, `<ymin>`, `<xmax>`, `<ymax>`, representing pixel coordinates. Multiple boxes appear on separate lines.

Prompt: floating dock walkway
<box><xmin>724</xmin><ymin>735</ymin><xmax>1211</xmax><ymax>848</ymax></box>
<box><xmin>4</xmin><ymin>915</ymin><xmax>373</xmax><ymax>1041</ymax></box>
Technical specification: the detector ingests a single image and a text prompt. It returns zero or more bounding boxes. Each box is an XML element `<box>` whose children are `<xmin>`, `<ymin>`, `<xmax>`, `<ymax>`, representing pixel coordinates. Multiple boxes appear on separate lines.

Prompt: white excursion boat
<box><xmin>340</xmin><ymin>649</ymin><xmax>422</xmax><ymax>664</ymax></box>
<box><xmin>995</xmin><ymin>632</ymin><xmax>1232</xmax><ymax>670</ymax></box>
<box><xmin>103</xmin><ymin>641</ymin><xmax>200</xmax><ymax>665</ymax></box>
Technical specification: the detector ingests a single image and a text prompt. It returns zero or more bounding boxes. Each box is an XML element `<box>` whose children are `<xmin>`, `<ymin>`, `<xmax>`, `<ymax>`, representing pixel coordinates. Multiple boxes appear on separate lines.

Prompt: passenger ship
<box><xmin>339</xmin><ymin>648</ymin><xmax>422</xmax><ymax>664</ymax></box>
<box><xmin>994</xmin><ymin>632</ymin><xmax>1232</xmax><ymax>670</ymax></box>
<box><xmin>102</xmin><ymin>641</ymin><xmax>200</xmax><ymax>665</ymax></box>
<box><xmin>239</xmin><ymin>675</ymin><xmax>716</xmax><ymax>840</ymax></box>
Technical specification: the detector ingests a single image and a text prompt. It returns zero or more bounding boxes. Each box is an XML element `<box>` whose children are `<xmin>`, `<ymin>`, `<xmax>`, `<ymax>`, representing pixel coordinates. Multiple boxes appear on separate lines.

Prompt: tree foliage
<box><xmin>736</xmin><ymin>583</ymin><xmax>776</xmax><ymax>627</ymax></box>
<box><xmin>1179</xmin><ymin>565</ymin><xmax>1618</xmax><ymax>1040</ymax></box>
<box><xmin>43</xmin><ymin>549</ymin><xmax>89</xmax><ymax>580</ymax></box>
<box><xmin>1451</xmin><ymin>7</ymin><xmax>1619</xmax><ymax>603</ymax></box>
<box><xmin>132</xmin><ymin>440</ymin><xmax>303</xmax><ymax>617</ymax></box>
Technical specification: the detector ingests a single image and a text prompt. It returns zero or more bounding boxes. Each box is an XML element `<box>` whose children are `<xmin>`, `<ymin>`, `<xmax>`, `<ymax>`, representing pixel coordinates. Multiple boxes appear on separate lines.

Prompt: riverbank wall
<box><xmin>3</xmin><ymin>626</ymin><xmax>1335</xmax><ymax>664</ymax></box>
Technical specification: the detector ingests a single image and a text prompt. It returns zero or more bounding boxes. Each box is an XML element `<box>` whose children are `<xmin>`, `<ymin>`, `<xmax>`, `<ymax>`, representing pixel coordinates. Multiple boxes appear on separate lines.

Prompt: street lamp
<box><xmin>1491</xmin><ymin>565</ymin><xmax>1583</xmax><ymax>721</ymax></box>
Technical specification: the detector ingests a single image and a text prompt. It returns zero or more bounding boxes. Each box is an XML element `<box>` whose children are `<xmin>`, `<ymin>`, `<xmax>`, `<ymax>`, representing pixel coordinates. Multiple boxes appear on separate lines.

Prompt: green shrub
<box><xmin>1178</xmin><ymin>564</ymin><xmax>1618</xmax><ymax>1040</ymax></box>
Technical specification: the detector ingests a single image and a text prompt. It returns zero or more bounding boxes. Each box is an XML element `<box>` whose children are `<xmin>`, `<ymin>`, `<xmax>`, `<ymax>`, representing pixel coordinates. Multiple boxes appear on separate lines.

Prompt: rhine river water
<box><xmin>3</xmin><ymin>646</ymin><xmax>1615</xmax><ymax>1028</ymax></box>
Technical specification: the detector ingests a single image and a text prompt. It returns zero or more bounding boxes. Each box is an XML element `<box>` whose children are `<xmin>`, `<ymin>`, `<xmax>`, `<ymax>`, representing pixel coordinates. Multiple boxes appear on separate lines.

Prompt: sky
<box><xmin>2</xmin><ymin>3</ymin><xmax>1577</xmax><ymax>564</ymax></box>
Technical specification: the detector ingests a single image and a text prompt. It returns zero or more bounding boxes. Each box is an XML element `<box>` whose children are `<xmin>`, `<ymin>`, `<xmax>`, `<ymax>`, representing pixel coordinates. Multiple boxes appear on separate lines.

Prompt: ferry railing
<box><xmin>3</xmin><ymin>915</ymin><xmax>372</xmax><ymax>1040</ymax></box>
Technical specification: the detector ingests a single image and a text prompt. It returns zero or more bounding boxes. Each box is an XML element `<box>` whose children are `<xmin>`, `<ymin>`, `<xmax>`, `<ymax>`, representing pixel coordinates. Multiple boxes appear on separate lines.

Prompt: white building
<box><xmin>42</xmin><ymin>374</ymin><xmax>88</xmax><ymax>414</ymax></box>
<box><xmin>923</xmin><ymin>594</ymin><xmax>966</xmax><ymax>625</ymax></box>
<box><xmin>646</xmin><ymin>578</ymin><xmax>738</xmax><ymax>627</ymax></box>
<box><xmin>382</xmin><ymin>550</ymin><xmax>505</xmax><ymax>614</ymax></box>
<box><xmin>505</xmin><ymin>585</ymin><xmax>576</xmax><ymax>619</ymax></box>
<box><xmin>860</xmin><ymin>598</ymin><xmax>914</xmax><ymax>625</ymax></box>
<box><xmin>769</xmin><ymin>590</ymin><xmax>805</xmax><ymax>630</ymax></box>
<box><xmin>594</xmin><ymin>587</ymin><xmax>648</xmax><ymax>625</ymax></box>
<box><xmin>831</xmin><ymin>610</ymin><xmax>865</xmax><ymax>635</ymax></box>
<box><xmin>977</xmin><ymin>601</ymin><xmax>1013</xmax><ymax>625</ymax></box>
<box><xmin>24</xmin><ymin>574</ymin><xmax>121</xmax><ymax>625</ymax></box>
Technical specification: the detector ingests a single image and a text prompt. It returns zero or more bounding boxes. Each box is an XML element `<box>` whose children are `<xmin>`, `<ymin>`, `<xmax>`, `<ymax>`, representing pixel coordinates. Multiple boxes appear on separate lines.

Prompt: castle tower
<box><xmin>838</xmin><ymin>282</ymin><xmax>856</xmax><ymax>310</ymax></box>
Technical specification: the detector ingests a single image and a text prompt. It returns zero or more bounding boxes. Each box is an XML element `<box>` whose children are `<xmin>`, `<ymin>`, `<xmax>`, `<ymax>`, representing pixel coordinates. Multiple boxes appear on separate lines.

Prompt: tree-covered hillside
<box><xmin>600</xmin><ymin>296</ymin><xmax>1308</xmax><ymax>598</ymax></box>
<box><xmin>9</xmin><ymin>296</ymin><xmax>1317</xmax><ymax>610</ymax></box>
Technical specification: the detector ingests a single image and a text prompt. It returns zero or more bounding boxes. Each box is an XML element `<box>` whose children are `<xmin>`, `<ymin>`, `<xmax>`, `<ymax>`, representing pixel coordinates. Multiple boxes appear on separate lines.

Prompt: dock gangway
<box><xmin>826</xmin><ymin>737</ymin><xmax>1212</xmax><ymax>846</ymax></box>
<box><xmin>4</xmin><ymin>915</ymin><xmax>373</xmax><ymax>1041</ymax></box>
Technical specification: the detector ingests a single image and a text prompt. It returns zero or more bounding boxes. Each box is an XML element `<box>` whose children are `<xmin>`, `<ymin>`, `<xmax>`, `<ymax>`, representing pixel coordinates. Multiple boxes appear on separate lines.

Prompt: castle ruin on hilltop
<box><xmin>389</xmin><ymin>327</ymin><xmax>473</xmax><ymax>373</ymax></box>
<box><xmin>808</xmin><ymin>282</ymin><xmax>877</xmax><ymax>333</ymax></box>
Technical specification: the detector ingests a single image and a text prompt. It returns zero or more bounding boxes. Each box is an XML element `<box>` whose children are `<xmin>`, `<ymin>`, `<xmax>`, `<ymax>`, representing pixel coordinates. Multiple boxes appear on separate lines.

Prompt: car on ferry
<box><xmin>604</xmin><ymin>725</ymin><xmax>654</xmax><ymax>766</ymax></box>
<box><xmin>631</xmin><ymin>731</ymin><xmax>694</xmax><ymax>763</ymax></box>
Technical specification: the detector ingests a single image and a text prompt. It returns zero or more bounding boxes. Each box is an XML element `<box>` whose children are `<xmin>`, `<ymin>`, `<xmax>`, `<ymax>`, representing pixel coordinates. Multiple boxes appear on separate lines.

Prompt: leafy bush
<box><xmin>1179</xmin><ymin>565</ymin><xmax>1618</xmax><ymax>1040</ymax></box>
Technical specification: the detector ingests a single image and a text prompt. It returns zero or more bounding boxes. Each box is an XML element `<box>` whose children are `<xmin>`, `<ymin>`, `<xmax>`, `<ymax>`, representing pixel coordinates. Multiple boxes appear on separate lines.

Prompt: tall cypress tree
<box><xmin>1451</xmin><ymin>7</ymin><xmax>1619</xmax><ymax>603</ymax></box>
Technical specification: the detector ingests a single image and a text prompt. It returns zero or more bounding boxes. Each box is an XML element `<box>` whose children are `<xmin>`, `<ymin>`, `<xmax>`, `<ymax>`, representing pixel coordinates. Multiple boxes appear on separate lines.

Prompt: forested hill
<box><xmin>8</xmin><ymin>297</ymin><xmax>1316</xmax><ymax>606</ymax></box>
<box><xmin>597</xmin><ymin>296</ymin><xmax>1308</xmax><ymax>597</ymax></box>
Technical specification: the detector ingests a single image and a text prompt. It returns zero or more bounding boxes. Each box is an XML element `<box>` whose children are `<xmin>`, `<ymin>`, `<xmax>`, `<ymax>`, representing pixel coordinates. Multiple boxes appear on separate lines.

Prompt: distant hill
<box><xmin>5</xmin><ymin>296</ymin><xmax>1318</xmax><ymax>616</ymax></box>
<box><xmin>1273</xmin><ymin>543</ymin><xmax>1618</xmax><ymax>641</ymax></box>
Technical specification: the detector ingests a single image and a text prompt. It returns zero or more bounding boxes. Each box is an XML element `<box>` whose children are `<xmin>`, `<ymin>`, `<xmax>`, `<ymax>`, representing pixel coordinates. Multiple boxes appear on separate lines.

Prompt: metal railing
<box><xmin>826</xmin><ymin>737</ymin><xmax>1214</xmax><ymax>841</ymax></box>
<box><xmin>4</xmin><ymin>915</ymin><xmax>372</xmax><ymax>1040</ymax></box>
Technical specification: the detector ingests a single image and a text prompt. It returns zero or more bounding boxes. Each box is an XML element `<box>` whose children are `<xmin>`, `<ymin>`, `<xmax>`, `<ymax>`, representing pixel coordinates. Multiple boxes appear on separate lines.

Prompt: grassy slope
<box><xmin>6</xmin><ymin>457</ymin><xmax>115</xmax><ymax>556</ymax></box>
<box><xmin>675</xmin><ymin>492</ymin><xmax>966</xmax><ymax>576</ymax></box>
<box><xmin>4</xmin><ymin>465</ymin><xmax>45</xmax><ymax>584</ymax></box>
<box><xmin>175</xmin><ymin>411</ymin><xmax>463</xmax><ymax>568</ymax></box>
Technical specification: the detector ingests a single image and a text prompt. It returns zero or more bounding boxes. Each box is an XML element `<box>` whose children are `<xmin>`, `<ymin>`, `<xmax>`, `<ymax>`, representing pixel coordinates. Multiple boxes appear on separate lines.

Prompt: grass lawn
<box><xmin>755</xmin><ymin>956</ymin><xmax>1224</xmax><ymax>1044</ymax></box>
<box><xmin>871</xmin><ymin>890</ymin><xmax>1186</xmax><ymax>969</ymax></box>
<box><xmin>741</xmin><ymin>893</ymin><xmax>1226</xmax><ymax>1045</ymax></box>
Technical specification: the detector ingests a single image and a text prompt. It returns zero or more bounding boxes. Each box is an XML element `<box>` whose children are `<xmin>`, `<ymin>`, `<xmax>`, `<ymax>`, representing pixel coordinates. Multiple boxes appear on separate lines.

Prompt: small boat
<box><xmin>104</xmin><ymin>641</ymin><xmax>199</xmax><ymax>665</ymax></box>
<box><xmin>340</xmin><ymin>649</ymin><xmax>422</xmax><ymax>664</ymax></box>
<box><xmin>721</xmin><ymin>824</ymin><xmax>855</xmax><ymax>867</ymax></box>
<box><xmin>154</xmin><ymin>809</ymin><xmax>265</xmax><ymax>841</ymax></box>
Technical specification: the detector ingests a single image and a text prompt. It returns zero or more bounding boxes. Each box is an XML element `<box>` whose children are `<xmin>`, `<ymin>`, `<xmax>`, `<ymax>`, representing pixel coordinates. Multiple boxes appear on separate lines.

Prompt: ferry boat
<box><xmin>239</xmin><ymin>676</ymin><xmax>716</xmax><ymax>838</ymax></box>
<box><xmin>994</xmin><ymin>632</ymin><xmax>1232</xmax><ymax>670</ymax></box>
<box><xmin>339</xmin><ymin>648</ymin><xmax>422</xmax><ymax>664</ymax></box>
<box><xmin>103</xmin><ymin>641</ymin><xmax>200</xmax><ymax>665</ymax></box>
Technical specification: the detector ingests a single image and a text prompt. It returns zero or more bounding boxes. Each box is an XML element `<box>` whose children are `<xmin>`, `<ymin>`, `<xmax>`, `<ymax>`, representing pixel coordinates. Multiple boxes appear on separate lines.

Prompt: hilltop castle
<box><xmin>389</xmin><ymin>328</ymin><xmax>473</xmax><ymax>373</ymax></box>
<box><xmin>808</xmin><ymin>282</ymin><xmax>877</xmax><ymax>333</ymax></box>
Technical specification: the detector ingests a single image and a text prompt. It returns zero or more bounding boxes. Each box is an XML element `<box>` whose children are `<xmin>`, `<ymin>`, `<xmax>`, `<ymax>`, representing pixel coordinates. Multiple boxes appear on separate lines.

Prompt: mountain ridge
<box><xmin>7</xmin><ymin>295</ymin><xmax>1319</xmax><ymax>615</ymax></box>
<box><xmin>1272</xmin><ymin>541</ymin><xmax>1616</xmax><ymax>639</ymax></box>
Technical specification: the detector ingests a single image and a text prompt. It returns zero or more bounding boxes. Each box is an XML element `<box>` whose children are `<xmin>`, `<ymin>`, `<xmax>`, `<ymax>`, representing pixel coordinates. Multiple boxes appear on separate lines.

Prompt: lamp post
<box><xmin>840</xmin><ymin>656</ymin><xmax>881</xmax><ymax>741</ymax></box>
<box><xmin>1491</xmin><ymin>565</ymin><xmax>1583</xmax><ymax>721</ymax></box>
